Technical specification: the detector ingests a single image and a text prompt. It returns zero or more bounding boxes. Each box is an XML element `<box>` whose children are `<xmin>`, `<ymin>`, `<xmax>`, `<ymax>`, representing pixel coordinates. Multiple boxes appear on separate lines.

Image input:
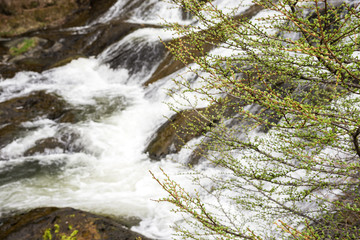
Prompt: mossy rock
<box><xmin>8</xmin><ymin>37</ymin><xmax>38</xmax><ymax>56</ymax></box>
<box><xmin>0</xmin><ymin>207</ymin><xmax>152</xmax><ymax>240</ymax></box>
<box><xmin>0</xmin><ymin>0</ymin><xmax>118</xmax><ymax>37</ymax></box>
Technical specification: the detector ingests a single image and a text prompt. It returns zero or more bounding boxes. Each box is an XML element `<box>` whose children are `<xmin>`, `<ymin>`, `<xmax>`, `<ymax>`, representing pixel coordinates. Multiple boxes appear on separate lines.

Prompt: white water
<box><xmin>0</xmin><ymin>53</ymin><xmax>185</xmax><ymax>238</ymax></box>
<box><xmin>0</xmin><ymin>1</ymin><xmax>218</xmax><ymax>236</ymax></box>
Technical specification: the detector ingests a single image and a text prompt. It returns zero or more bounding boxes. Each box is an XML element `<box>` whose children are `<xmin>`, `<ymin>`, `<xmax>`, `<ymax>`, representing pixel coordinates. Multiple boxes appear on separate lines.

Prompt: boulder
<box><xmin>23</xmin><ymin>133</ymin><xmax>80</xmax><ymax>156</ymax></box>
<box><xmin>0</xmin><ymin>207</ymin><xmax>152</xmax><ymax>240</ymax></box>
<box><xmin>146</xmin><ymin>107</ymin><xmax>220</xmax><ymax>160</ymax></box>
<box><xmin>0</xmin><ymin>91</ymin><xmax>69</xmax><ymax>147</ymax></box>
<box><xmin>0</xmin><ymin>91</ymin><xmax>67</xmax><ymax>125</ymax></box>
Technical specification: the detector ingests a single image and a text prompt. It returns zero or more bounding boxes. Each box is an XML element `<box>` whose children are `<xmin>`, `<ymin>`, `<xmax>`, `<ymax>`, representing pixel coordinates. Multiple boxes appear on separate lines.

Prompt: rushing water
<box><xmin>0</xmin><ymin>0</ymin><xmax>263</xmax><ymax>239</ymax></box>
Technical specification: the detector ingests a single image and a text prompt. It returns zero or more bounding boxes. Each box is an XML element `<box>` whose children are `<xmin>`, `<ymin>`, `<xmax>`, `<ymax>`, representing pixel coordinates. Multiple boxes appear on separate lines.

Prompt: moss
<box><xmin>54</xmin><ymin>224</ymin><xmax>60</xmax><ymax>234</ymax></box>
<box><xmin>42</xmin><ymin>224</ymin><xmax>78</xmax><ymax>240</ymax></box>
<box><xmin>63</xmin><ymin>229</ymin><xmax>78</xmax><ymax>240</ymax></box>
<box><xmin>9</xmin><ymin>38</ymin><xmax>37</xmax><ymax>56</ymax></box>
<box><xmin>43</xmin><ymin>228</ymin><xmax>52</xmax><ymax>240</ymax></box>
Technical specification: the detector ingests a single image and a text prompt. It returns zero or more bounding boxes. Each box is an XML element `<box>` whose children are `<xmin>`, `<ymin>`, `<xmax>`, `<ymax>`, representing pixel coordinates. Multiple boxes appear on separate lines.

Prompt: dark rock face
<box><xmin>0</xmin><ymin>207</ymin><xmax>152</xmax><ymax>240</ymax></box>
<box><xmin>0</xmin><ymin>90</ymin><xmax>128</xmax><ymax>156</ymax></box>
<box><xmin>0</xmin><ymin>91</ymin><xmax>67</xmax><ymax>125</ymax></box>
<box><xmin>105</xmin><ymin>37</ymin><xmax>166</xmax><ymax>76</ymax></box>
<box><xmin>0</xmin><ymin>91</ymin><xmax>69</xmax><ymax>147</ymax></box>
<box><xmin>146</xmin><ymin>107</ymin><xmax>220</xmax><ymax>160</ymax></box>
<box><xmin>0</xmin><ymin>0</ymin><xmax>126</xmax><ymax>79</ymax></box>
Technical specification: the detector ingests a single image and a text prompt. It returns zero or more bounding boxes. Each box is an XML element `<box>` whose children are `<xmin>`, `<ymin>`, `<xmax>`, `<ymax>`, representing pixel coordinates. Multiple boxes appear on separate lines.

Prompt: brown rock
<box><xmin>0</xmin><ymin>207</ymin><xmax>152</xmax><ymax>240</ymax></box>
<box><xmin>146</xmin><ymin>107</ymin><xmax>220</xmax><ymax>160</ymax></box>
<box><xmin>0</xmin><ymin>91</ymin><xmax>68</xmax><ymax>147</ymax></box>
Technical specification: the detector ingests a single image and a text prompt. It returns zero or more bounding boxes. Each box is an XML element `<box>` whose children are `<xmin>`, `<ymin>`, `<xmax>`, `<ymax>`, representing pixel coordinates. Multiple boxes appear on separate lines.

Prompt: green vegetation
<box><xmin>43</xmin><ymin>228</ymin><xmax>52</xmax><ymax>240</ymax></box>
<box><xmin>42</xmin><ymin>224</ymin><xmax>78</xmax><ymax>240</ymax></box>
<box><xmin>153</xmin><ymin>0</ymin><xmax>360</xmax><ymax>239</ymax></box>
<box><xmin>9</xmin><ymin>38</ymin><xmax>37</xmax><ymax>56</ymax></box>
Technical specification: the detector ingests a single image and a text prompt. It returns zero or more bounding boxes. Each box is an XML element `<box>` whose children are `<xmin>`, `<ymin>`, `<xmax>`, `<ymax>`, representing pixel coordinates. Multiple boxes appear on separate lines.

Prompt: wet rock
<box><xmin>0</xmin><ymin>91</ymin><xmax>68</xmax><ymax>147</ymax></box>
<box><xmin>105</xmin><ymin>35</ymin><xmax>166</xmax><ymax>76</ymax></box>
<box><xmin>23</xmin><ymin>133</ymin><xmax>80</xmax><ymax>156</ymax></box>
<box><xmin>0</xmin><ymin>91</ymin><xmax>67</xmax><ymax>125</ymax></box>
<box><xmin>146</xmin><ymin>107</ymin><xmax>220</xmax><ymax>160</ymax></box>
<box><xmin>0</xmin><ymin>207</ymin><xmax>152</xmax><ymax>240</ymax></box>
<box><xmin>0</xmin><ymin>0</ymin><xmax>166</xmax><ymax>79</ymax></box>
<box><xmin>59</xmin><ymin>95</ymin><xmax>128</xmax><ymax>123</ymax></box>
<box><xmin>0</xmin><ymin>90</ymin><xmax>128</xmax><ymax>149</ymax></box>
<box><xmin>0</xmin><ymin>124</ymin><xmax>24</xmax><ymax>150</ymax></box>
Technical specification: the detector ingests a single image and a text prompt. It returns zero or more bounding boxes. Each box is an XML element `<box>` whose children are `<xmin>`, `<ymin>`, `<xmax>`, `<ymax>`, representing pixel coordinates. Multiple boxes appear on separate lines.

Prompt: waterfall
<box><xmin>0</xmin><ymin>0</ymin><xmax>271</xmax><ymax>239</ymax></box>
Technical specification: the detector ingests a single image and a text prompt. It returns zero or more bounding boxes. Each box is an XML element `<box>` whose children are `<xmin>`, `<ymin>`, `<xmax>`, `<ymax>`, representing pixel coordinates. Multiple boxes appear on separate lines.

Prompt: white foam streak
<box><xmin>92</xmin><ymin>0</ymin><xmax>134</xmax><ymax>24</ymax></box>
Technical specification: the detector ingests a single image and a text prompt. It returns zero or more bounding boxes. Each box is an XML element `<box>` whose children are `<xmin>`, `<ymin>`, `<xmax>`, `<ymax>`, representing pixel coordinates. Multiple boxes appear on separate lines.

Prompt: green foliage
<box><xmin>154</xmin><ymin>0</ymin><xmax>360</xmax><ymax>239</ymax></box>
<box><xmin>9</xmin><ymin>38</ymin><xmax>37</xmax><ymax>56</ymax></box>
<box><xmin>43</xmin><ymin>228</ymin><xmax>52</xmax><ymax>240</ymax></box>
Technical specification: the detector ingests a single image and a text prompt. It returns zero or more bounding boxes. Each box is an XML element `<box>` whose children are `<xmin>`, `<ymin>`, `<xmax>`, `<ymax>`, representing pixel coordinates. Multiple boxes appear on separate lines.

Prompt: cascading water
<box><xmin>0</xmin><ymin>0</ymin><xmax>269</xmax><ymax>239</ymax></box>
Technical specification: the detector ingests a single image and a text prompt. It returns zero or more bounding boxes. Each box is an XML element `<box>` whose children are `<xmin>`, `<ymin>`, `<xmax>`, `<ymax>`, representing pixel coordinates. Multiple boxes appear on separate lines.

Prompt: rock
<box><xmin>0</xmin><ymin>91</ymin><xmax>69</xmax><ymax>147</ymax></box>
<box><xmin>23</xmin><ymin>133</ymin><xmax>80</xmax><ymax>156</ymax></box>
<box><xmin>0</xmin><ymin>91</ymin><xmax>67</xmax><ymax>125</ymax></box>
<box><xmin>0</xmin><ymin>207</ymin><xmax>152</xmax><ymax>240</ymax></box>
<box><xmin>0</xmin><ymin>0</ymin><xmax>166</xmax><ymax>79</ymax></box>
<box><xmin>104</xmin><ymin>34</ymin><xmax>166</xmax><ymax>76</ymax></box>
<box><xmin>0</xmin><ymin>90</ymin><xmax>129</xmax><ymax>150</ymax></box>
<box><xmin>146</xmin><ymin>107</ymin><xmax>220</xmax><ymax>160</ymax></box>
<box><xmin>0</xmin><ymin>0</ymin><xmax>118</xmax><ymax>37</ymax></box>
<box><xmin>0</xmin><ymin>156</ymin><xmax>66</xmax><ymax>185</ymax></box>
<box><xmin>0</xmin><ymin>0</ymin><xmax>122</xmax><ymax>78</ymax></box>
<box><xmin>24</xmin><ymin>137</ymin><xmax>66</xmax><ymax>156</ymax></box>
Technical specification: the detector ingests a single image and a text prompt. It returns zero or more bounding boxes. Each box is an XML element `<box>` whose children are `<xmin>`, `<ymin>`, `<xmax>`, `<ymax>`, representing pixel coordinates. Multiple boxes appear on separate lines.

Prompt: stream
<box><xmin>0</xmin><ymin>0</ymin><xmax>263</xmax><ymax>239</ymax></box>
